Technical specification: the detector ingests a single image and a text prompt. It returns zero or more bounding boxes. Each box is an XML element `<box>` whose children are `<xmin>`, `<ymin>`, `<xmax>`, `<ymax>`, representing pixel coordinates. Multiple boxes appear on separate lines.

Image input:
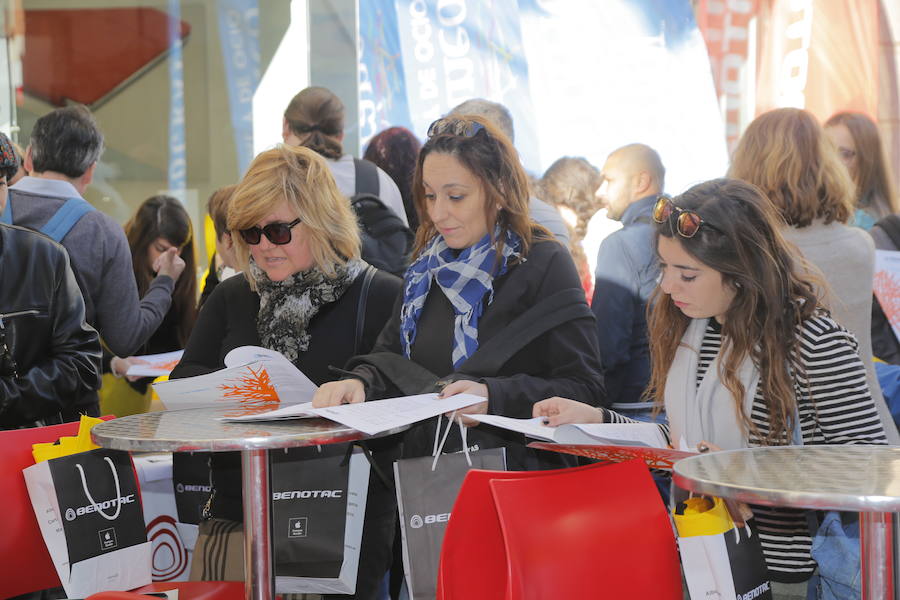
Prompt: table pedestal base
<box><xmin>861</xmin><ymin>511</ymin><xmax>894</xmax><ymax>600</ymax></box>
<box><xmin>242</xmin><ymin>449</ymin><xmax>274</xmax><ymax>600</ymax></box>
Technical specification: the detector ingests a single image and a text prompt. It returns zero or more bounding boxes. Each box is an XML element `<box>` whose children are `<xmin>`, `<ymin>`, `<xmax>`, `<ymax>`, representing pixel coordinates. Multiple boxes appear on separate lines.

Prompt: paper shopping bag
<box><xmin>673</xmin><ymin>496</ymin><xmax>772</xmax><ymax>600</ymax></box>
<box><xmin>171</xmin><ymin>451</ymin><xmax>212</xmax><ymax>552</ymax></box>
<box><xmin>23</xmin><ymin>447</ymin><xmax>152</xmax><ymax>597</ymax></box>
<box><xmin>394</xmin><ymin>447</ymin><xmax>507</xmax><ymax>600</ymax></box>
<box><xmin>271</xmin><ymin>445</ymin><xmax>370</xmax><ymax>595</ymax></box>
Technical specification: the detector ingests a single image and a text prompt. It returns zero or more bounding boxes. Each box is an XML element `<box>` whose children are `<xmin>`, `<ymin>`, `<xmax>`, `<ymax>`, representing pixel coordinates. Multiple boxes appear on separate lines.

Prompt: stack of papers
<box><xmin>124</xmin><ymin>350</ymin><xmax>184</xmax><ymax>377</ymax></box>
<box><xmin>467</xmin><ymin>414</ymin><xmax>669</xmax><ymax>448</ymax></box>
<box><xmin>220</xmin><ymin>393</ymin><xmax>487</xmax><ymax>436</ymax></box>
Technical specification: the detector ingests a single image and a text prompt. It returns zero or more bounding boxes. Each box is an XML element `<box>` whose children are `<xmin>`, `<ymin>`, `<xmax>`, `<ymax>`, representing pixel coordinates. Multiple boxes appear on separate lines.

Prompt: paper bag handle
<box><xmin>75</xmin><ymin>456</ymin><xmax>123</xmax><ymax>521</ymax></box>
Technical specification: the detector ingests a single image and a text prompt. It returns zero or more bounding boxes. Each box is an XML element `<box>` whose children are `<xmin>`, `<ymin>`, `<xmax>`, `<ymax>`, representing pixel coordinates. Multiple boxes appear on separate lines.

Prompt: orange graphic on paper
<box><xmin>874</xmin><ymin>270</ymin><xmax>900</xmax><ymax>333</ymax></box>
<box><xmin>219</xmin><ymin>365</ymin><xmax>281</xmax><ymax>417</ymax></box>
<box><xmin>153</xmin><ymin>358</ymin><xmax>181</xmax><ymax>373</ymax></box>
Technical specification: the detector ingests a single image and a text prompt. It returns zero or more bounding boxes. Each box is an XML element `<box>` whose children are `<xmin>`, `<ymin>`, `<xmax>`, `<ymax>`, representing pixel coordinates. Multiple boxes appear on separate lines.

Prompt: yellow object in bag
<box><xmin>31</xmin><ymin>415</ymin><xmax>105</xmax><ymax>463</ymax></box>
<box><xmin>98</xmin><ymin>372</ymin><xmax>152</xmax><ymax>417</ymax></box>
<box><xmin>672</xmin><ymin>496</ymin><xmax>733</xmax><ymax>537</ymax></box>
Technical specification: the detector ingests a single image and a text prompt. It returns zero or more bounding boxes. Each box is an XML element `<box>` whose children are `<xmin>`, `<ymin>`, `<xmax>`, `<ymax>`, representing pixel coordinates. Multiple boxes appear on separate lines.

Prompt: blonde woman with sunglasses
<box><xmin>170</xmin><ymin>144</ymin><xmax>402</xmax><ymax>597</ymax></box>
<box><xmin>534</xmin><ymin>178</ymin><xmax>887</xmax><ymax>595</ymax></box>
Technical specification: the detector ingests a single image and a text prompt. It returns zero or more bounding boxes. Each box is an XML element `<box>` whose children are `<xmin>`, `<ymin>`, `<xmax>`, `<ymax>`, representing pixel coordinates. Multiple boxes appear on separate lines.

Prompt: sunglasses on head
<box><xmin>239</xmin><ymin>217</ymin><xmax>302</xmax><ymax>245</ymax></box>
<box><xmin>426</xmin><ymin>117</ymin><xmax>486</xmax><ymax>139</ymax></box>
<box><xmin>652</xmin><ymin>195</ymin><xmax>720</xmax><ymax>238</ymax></box>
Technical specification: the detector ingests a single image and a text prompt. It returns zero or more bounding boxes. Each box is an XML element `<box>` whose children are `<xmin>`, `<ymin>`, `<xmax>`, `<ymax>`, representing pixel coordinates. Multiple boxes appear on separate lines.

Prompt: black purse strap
<box><xmin>354</xmin><ymin>265</ymin><xmax>377</xmax><ymax>356</ymax></box>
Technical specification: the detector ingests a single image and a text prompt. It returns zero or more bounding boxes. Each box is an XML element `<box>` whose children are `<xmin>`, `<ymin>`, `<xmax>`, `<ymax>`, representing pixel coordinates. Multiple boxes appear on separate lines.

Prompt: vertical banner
<box><xmin>755</xmin><ymin>0</ymin><xmax>878</xmax><ymax>120</ymax></box>
<box><xmin>358</xmin><ymin>0</ymin><xmax>411</xmax><ymax>151</ymax></box>
<box><xmin>394</xmin><ymin>0</ymin><xmax>539</xmax><ymax>170</ymax></box>
<box><xmin>695</xmin><ymin>0</ymin><xmax>758</xmax><ymax>152</ymax></box>
<box><xmin>167</xmin><ymin>0</ymin><xmax>186</xmax><ymax>193</ymax></box>
<box><xmin>217</xmin><ymin>0</ymin><xmax>260</xmax><ymax>175</ymax></box>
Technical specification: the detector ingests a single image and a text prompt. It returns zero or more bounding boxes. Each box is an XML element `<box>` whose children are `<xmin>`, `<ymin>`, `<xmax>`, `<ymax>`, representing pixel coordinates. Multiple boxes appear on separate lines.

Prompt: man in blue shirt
<box><xmin>591</xmin><ymin>144</ymin><xmax>664</xmax><ymax>420</ymax></box>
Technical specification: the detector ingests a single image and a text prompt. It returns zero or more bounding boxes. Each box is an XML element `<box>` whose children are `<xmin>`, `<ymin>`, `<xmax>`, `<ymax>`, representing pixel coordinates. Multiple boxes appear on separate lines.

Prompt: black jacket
<box><xmin>0</xmin><ymin>224</ymin><xmax>102</xmax><ymax>428</ymax></box>
<box><xmin>351</xmin><ymin>238</ymin><xmax>607</xmax><ymax>470</ymax></box>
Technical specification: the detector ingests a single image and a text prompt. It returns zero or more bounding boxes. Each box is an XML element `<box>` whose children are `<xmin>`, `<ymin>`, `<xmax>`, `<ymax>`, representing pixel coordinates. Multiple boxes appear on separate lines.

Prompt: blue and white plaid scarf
<box><xmin>400</xmin><ymin>228</ymin><xmax>522</xmax><ymax>368</ymax></box>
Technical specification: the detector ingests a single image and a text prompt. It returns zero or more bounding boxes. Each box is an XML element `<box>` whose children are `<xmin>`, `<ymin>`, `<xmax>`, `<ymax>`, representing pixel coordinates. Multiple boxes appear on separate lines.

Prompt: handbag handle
<box><xmin>430</xmin><ymin>413</ymin><xmax>472</xmax><ymax>471</ymax></box>
<box><xmin>75</xmin><ymin>456</ymin><xmax>123</xmax><ymax>521</ymax></box>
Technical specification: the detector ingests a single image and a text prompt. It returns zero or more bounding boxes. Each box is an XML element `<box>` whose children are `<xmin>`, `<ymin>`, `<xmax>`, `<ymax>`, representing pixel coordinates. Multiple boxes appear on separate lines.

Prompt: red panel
<box><xmin>23</xmin><ymin>8</ymin><xmax>191</xmax><ymax>107</ymax></box>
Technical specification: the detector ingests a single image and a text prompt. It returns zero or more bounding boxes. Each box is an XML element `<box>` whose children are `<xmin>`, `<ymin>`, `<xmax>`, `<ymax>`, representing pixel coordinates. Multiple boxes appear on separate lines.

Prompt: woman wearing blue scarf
<box><xmin>315</xmin><ymin>116</ymin><xmax>606</xmax><ymax>470</ymax></box>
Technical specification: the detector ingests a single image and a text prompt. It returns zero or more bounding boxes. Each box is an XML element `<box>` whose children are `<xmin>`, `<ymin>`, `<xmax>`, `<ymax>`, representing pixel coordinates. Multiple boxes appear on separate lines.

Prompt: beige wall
<box><xmin>19</xmin><ymin>0</ymin><xmax>292</xmax><ymax>267</ymax></box>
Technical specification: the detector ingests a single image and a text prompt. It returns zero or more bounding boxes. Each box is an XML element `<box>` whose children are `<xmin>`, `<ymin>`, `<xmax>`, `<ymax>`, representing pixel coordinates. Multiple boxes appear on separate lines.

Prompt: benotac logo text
<box><xmin>272</xmin><ymin>490</ymin><xmax>343</xmax><ymax>500</ymax></box>
<box><xmin>64</xmin><ymin>494</ymin><xmax>136</xmax><ymax>521</ymax></box>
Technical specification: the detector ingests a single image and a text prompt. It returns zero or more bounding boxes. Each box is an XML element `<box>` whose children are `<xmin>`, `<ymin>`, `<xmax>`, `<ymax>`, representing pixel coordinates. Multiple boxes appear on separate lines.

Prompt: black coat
<box><xmin>351</xmin><ymin>238</ymin><xmax>607</xmax><ymax>470</ymax></box>
<box><xmin>0</xmin><ymin>224</ymin><xmax>102</xmax><ymax>427</ymax></box>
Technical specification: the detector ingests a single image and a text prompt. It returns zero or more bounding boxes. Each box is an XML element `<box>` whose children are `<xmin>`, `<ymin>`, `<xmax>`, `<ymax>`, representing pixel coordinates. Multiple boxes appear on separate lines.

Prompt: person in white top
<box><xmin>282</xmin><ymin>86</ymin><xmax>409</xmax><ymax>226</ymax></box>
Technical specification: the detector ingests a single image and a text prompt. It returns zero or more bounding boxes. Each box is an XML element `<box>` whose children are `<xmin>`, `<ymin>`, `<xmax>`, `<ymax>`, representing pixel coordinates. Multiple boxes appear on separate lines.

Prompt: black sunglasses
<box><xmin>427</xmin><ymin>117</ymin><xmax>486</xmax><ymax>139</ymax></box>
<box><xmin>239</xmin><ymin>218</ymin><xmax>302</xmax><ymax>245</ymax></box>
<box><xmin>652</xmin><ymin>196</ymin><xmax>721</xmax><ymax>238</ymax></box>
<box><xmin>0</xmin><ymin>321</ymin><xmax>17</xmax><ymax>378</ymax></box>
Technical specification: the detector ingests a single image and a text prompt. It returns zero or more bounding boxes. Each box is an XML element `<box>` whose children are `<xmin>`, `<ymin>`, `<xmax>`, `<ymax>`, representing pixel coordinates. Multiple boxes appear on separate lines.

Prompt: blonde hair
<box><xmin>728</xmin><ymin>108</ymin><xmax>855</xmax><ymax>228</ymax></box>
<box><xmin>228</xmin><ymin>144</ymin><xmax>360</xmax><ymax>290</ymax></box>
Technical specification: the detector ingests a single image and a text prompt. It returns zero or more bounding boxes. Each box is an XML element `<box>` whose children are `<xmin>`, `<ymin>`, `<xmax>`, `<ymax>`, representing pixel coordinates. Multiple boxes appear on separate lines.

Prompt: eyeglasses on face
<box><xmin>652</xmin><ymin>195</ymin><xmax>719</xmax><ymax>238</ymax></box>
<box><xmin>426</xmin><ymin>118</ymin><xmax>486</xmax><ymax>139</ymax></box>
<box><xmin>239</xmin><ymin>217</ymin><xmax>302</xmax><ymax>245</ymax></box>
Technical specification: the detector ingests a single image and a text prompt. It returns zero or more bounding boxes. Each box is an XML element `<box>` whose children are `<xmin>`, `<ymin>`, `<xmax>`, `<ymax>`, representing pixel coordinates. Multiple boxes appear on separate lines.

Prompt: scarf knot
<box><xmin>252</xmin><ymin>258</ymin><xmax>365</xmax><ymax>363</ymax></box>
<box><xmin>399</xmin><ymin>227</ymin><xmax>522</xmax><ymax>369</ymax></box>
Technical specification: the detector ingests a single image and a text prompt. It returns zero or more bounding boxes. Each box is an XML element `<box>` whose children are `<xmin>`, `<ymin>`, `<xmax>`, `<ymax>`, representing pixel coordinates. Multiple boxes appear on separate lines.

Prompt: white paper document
<box><xmin>124</xmin><ymin>350</ymin><xmax>184</xmax><ymax>377</ymax></box>
<box><xmin>220</xmin><ymin>401</ymin><xmax>315</xmax><ymax>422</ymax></box>
<box><xmin>152</xmin><ymin>346</ymin><xmax>318</xmax><ymax>410</ymax></box>
<box><xmin>468</xmin><ymin>414</ymin><xmax>668</xmax><ymax>448</ymax></box>
<box><xmin>221</xmin><ymin>392</ymin><xmax>486</xmax><ymax>436</ymax></box>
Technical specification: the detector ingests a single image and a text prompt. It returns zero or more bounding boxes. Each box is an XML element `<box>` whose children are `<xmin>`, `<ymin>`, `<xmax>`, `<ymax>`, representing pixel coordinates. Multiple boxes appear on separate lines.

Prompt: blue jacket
<box><xmin>590</xmin><ymin>195</ymin><xmax>659</xmax><ymax>405</ymax></box>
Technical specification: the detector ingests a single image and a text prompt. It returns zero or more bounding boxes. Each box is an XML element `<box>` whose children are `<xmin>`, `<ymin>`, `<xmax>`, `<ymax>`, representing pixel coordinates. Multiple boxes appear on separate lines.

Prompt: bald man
<box><xmin>591</xmin><ymin>144</ymin><xmax>665</xmax><ymax>419</ymax></box>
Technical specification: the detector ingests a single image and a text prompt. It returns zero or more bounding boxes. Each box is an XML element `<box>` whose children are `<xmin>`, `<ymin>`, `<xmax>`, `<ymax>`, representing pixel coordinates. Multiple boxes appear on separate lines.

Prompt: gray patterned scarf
<box><xmin>251</xmin><ymin>258</ymin><xmax>366</xmax><ymax>363</ymax></box>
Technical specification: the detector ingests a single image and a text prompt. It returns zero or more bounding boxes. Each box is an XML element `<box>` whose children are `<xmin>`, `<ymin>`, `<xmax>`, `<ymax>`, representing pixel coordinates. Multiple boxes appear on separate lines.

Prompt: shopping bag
<box><xmin>673</xmin><ymin>496</ymin><xmax>772</xmax><ymax>600</ymax></box>
<box><xmin>394</xmin><ymin>443</ymin><xmax>507</xmax><ymax>600</ymax></box>
<box><xmin>810</xmin><ymin>511</ymin><xmax>861</xmax><ymax>600</ymax></box>
<box><xmin>271</xmin><ymin>444</ymin><xmax>370</xmax><ymax>595</ymax></box>
<box><xmin>133</xmin><ymin>453</ymin><xmax>193</xmax><ymax>582</ymax></box>
<box><xmin>23</xmin><ymin>447</ymin><xmax>152</xmax><ymax>597</ymax></box>
<box><xmin>171</xmin><ymin>451</ymin><xmax>213</xmax><ymax>550</ymax></box>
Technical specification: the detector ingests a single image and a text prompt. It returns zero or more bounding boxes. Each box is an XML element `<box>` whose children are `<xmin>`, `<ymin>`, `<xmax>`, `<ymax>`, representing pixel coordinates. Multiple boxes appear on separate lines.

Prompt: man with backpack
<box><xmin>4</xmin><ymin>106</ymin><xmax>184</xmax><ymax>420</ymax></box>
<box><xmin>282</xmin><ymin>86</ymin><xmax>414</xmax><ymax>276</ymax></box>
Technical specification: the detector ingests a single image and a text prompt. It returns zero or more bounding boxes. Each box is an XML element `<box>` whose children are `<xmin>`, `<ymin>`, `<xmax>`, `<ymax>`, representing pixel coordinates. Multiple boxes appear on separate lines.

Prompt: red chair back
<box><xmin>0</xmin><ymin>421</ymin><xmax>90</xmax><ymax>597</ymax></box>
<box><xmin>490</xmin><ymin>459</ymin><xmax>682</xmax><ymax>600</ymax></box>
<box><xmin>436</xmin><ymin>462</ymin><xmax>602</xmax><ymax>600</ymax></box>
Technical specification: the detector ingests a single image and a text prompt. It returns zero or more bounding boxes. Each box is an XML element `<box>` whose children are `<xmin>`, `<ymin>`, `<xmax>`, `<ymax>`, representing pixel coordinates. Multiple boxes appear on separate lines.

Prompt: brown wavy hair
<box><xmin>825</xmin><ymin>111</ymin><xmax>899</xmax><ymax>217</ymax></box>
<box><xmin>228</xmin><ymin>145</ymin><xmax>360</xmax><ymax>290</ymax></box>
<box><xmin>283</xmin><ymin>86</ymin><xmax>344</xmax><ymax>160</ymax></box>
<box><xmin>728</xmin><ymin>108</ymin><xmax>855</xmax><ymax>228</ymax></box>
<box><xmin>125</xmin><ymin>195</ymin><xmax>198</xmax><ymax>347</ymax></box>
<box><xmin>646</xmin><ymin>178</ymin><xmax>820</xmax><ymax>444</ymax></box>
<box><xmin>536</xmin><ymin>156</ymin><xmax>603</xmax><ymax>241</ymax></box>
<box><xmin>411</xmin><ymin>115</ymin><xmax>546</xmax><ymax>260</ymax></box>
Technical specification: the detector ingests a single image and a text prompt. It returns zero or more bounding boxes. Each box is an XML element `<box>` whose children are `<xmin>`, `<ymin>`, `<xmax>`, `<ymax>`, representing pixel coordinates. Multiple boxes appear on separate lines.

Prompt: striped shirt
<box><xmin>603</xmin><ymin>312</ymin><xmax>887</xmax><ymax>582</ymax></box>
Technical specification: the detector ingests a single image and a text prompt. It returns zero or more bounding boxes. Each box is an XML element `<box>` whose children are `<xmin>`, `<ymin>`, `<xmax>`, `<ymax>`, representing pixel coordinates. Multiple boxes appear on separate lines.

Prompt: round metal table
<box><xmin>92</xmin><ymin>406</ymin><xmax>408</xmax><ymax>600</ymax></box>
<box><xmin>673</xmin><ymin>445</ymin><xmax>900</xmax><ymax>599</ymax></box>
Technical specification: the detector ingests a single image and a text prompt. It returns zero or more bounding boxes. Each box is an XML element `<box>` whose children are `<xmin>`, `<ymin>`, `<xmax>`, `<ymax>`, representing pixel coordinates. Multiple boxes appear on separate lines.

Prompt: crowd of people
<box><xmin>3</xmin><ymin>86</ymin><xmax>900</xmax><ymax>600</ymax></box>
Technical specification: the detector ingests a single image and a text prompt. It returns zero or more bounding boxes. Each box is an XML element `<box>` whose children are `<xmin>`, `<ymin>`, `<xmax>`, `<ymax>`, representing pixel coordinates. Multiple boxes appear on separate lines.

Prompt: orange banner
<box><xmin>755</xmin><ymin>0</ymin><xmax>878</xmax><ymax>121</ymax></box>
<box><xmin>695</xmin><ymin>0</ymin><xmax>759</xmax><ymax>152</ymax></box>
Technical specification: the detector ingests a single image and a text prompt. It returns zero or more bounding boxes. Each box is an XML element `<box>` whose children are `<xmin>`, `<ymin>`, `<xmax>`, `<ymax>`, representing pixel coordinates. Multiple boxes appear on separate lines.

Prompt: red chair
<box><xmin>491</xmin><ymin>459</ymin><xmax>682</xmax><ymax>599</ymax></box>
<box><xmin>0</xmin><ymin>421</ymin><xmax>245</xmax><ymax>599</ymax></box>
<box><xmin>436</xmin><ymin>461</ymin><xmax>611</xmax><ymax>600</ymax></box>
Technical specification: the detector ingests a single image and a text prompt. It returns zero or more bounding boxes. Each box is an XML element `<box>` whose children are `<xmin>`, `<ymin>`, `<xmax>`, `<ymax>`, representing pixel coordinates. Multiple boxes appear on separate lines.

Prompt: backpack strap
<box><xmin>40</xmin><ymin>197</ymin><xmax>96</xmax><ymax>242</ymax></box>
<box><xmin>354</xmin><ymin>265</ymin><xmax>378</xmax><ymax>355</ymax></box>
<box><xmin>353</xmin><ymin>158</ymin><xmax>380</xmax><ymax>197</ymax></box>
<box><xmin>876</xmin><ymin>214</ymin><xmax>900</xmax><ymax>250</ymax></box>
<box><xmin>0</xmin><ymin>197</ymin><xmax>11</xmax><ymax>225</ymax></box>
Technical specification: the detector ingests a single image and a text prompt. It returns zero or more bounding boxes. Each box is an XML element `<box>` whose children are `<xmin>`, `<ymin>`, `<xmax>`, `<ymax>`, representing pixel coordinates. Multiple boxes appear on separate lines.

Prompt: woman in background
<box><xmin>364</xmin><ymin>126</ymin><xmax>422</xmax><ymax>230</ymax></box>
<box><xmin>106</xmin><ymin>195</ymin><xmax>197</xmax><ymax>403</ymax></box>
<box><xmin>825</xmin><ymin>111</ymin><xmax>898</xmax><ymax>230</ymax></box>
<box><xmin>727</xmin><ymin>107</ymin><xmax>899</xmax><ymax>442</ymax></box>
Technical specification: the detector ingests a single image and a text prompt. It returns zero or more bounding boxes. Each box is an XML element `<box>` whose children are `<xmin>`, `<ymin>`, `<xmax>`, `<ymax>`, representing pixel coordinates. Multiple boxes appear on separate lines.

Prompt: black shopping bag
<box><xmin>24</xmin><ymin>448</ymin><xmax>152</xmax><ymax>597</ymax></box>
<box><xmin>271</xmin><ymin>444</ymin><xmax>370</xmax><ymax>595</ymax></box>
<box><xmin>172</xmin><ymin>452</ymin><xmax>212</xmax><ymax>526</ymax></box>
<box><xmin>394</xmin><ymin>446</ymin><xmax>507</xmax><ymax>600</ymax></box>
<box><xmin>673</xmin><ymin>497</ymin><xmax>772</xmax><ymax>600</ymax></box>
